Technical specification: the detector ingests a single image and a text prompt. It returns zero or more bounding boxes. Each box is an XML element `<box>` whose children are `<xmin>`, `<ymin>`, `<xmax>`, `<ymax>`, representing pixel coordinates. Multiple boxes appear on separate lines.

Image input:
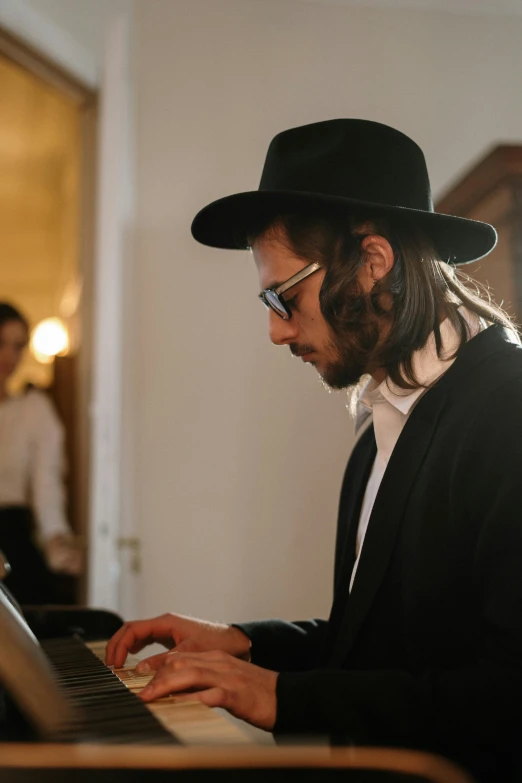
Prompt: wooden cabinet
<box><xmin>436</xmin><ymin>146</ymin><xmax>522</xmax><ymax>321</ymax></box>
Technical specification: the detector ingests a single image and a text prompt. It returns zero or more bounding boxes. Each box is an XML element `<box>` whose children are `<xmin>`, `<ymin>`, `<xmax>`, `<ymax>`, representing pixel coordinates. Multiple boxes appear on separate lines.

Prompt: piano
<box><xmin>0</xmin><ymin>583</ymin><xmax>476</xmax><ymax>783</ymax></box>
<box><xmin>0</xmin><ymin>581</ymin><xmax>253</xmax><ymax>746</ymax></box>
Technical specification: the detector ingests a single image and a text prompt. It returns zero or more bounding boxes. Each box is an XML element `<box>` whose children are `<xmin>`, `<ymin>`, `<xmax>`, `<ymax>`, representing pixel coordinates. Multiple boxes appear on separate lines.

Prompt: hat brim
<box><xmin>191</xmin><ymin>190</ymin><xmax>497</xmax><ymax>265</ymax></box>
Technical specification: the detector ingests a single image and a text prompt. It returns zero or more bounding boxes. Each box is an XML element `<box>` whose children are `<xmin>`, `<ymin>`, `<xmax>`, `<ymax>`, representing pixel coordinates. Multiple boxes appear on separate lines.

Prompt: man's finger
<box><xmin>138</xmin><ymin>649</ymin><xmax>236</xmax><ymax>674</ymax></box>
<box><xmin>107</xmin><ymin>620</ymin><xmax>161</xmax><ymax>668</ymax></box>
<box><xmin>106</xmin><ymin>616</ymin><xmax>178</xmax><ymax>668</ymax></box>
<box><xmin>139</xmin><ymin>665</ymin><xmax>220</xmax><ymax>702</ymax></box>
<box><xmin>105</xmin><ymin>622</ymin><xmax>145</xmax><ymax>666</ymax></box>
<box><xmin>136</xmin><ymin>650</ymin><xmax>174</xmax><ymax>673</ymax></box>
<box><xmin>110</xmin><ymin>625</ymin><xmax>150</xmax><ymax>668</ymax></box>
<box><xmin>135</xmin><ymin>646</ymin><xmax>227</xmax><ymax>675</ymax></box>
<box><xmin>172</xmin><ymin>639</ymin><xmax>198</xmax><ymax>654</ymax></box>
<box><xmin>135</xmin><ymin>645</ymin><xmax>212</xmax><ymax>674</ymax></box>
<box><xmin>105</xmin><ymin>625</ymin><xmax>128</xmax><ymax>666</ymax></box>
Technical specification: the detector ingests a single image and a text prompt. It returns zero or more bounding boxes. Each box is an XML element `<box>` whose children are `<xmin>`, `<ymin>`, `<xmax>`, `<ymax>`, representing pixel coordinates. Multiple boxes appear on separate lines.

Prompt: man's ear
<box><xmin>359</xmin><ymin>234</ymin><xmax>395</xmax><ymax>291</ymax></box>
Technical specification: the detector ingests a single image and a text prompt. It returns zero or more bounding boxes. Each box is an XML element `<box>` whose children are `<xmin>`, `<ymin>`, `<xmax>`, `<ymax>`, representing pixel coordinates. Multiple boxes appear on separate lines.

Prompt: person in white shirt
<box><xmin>0</xmin><ymin>302</ymin><xmax>82</xmax><ymax>604</ymax></box>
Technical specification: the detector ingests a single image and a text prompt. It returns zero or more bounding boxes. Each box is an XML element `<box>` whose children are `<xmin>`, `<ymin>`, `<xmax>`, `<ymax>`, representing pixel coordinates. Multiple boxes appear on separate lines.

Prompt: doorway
<box><xmin>0</xmin><ymin>27</ymin><xmax>97</xmax><ymax>603</ymax></box>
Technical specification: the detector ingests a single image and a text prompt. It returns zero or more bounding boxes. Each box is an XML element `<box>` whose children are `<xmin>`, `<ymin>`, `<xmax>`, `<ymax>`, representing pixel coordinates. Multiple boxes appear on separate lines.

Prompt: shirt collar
<box><xmin>355</xmin><ymin>309</ymin><xmax>483</xmax><ymax>431</ymax></box>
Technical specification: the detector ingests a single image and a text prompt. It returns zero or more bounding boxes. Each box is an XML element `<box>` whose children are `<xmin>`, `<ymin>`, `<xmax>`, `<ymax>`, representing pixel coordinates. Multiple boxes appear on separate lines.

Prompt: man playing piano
<box><xmin>106</xmin><ymin>120</ymin><xmax>522</xmax><ymax>783</ymax></box>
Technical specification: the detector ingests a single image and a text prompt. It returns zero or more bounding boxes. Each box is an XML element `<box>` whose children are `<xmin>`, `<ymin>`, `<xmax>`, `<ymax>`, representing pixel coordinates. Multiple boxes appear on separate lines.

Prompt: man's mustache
<box><xmin>290</xmin><ymin>343</ymin><xmax>315</xmax><ymax>357</ymax></box>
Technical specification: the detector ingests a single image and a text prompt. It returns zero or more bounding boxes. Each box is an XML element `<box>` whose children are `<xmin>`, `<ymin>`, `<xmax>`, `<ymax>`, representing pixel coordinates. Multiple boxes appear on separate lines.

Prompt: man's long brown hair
<box><xmin>249</xmin><ymin>211</ymin><xmax>519</xmax><ymax>390</ymax></box>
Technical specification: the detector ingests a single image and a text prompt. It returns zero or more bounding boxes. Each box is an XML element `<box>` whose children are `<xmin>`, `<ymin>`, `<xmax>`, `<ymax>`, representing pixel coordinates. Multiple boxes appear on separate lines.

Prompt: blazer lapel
<box><xmin>327</xmin><ymin>324</ymin><xmax>517</xmax><ymax>668</ymax></box>
<box><xmin>323</xmin><ymin>429</ymin><xmax>376</xmax><ymax>657</ymax></box>
<box><xmin>327</xmin><ymin>382</ymin><xmax>448</xmax><ymax>668</ymax></box>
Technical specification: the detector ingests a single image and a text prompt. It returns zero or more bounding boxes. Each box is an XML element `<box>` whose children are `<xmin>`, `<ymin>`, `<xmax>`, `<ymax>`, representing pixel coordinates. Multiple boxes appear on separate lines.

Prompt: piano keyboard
<box><xmin>41</xmin><ymin>637</ymin><xmax>178</xmax><ymax>745</ymax></box>
<box><xmin>86</xmin><ymin>640</ymin><xmax>254</xmax><ymax>746</ymax></box>
<box><xmin>37</xmin><ymin>637</ymin><xmax>254</xmax><ymax>746</ymax></box>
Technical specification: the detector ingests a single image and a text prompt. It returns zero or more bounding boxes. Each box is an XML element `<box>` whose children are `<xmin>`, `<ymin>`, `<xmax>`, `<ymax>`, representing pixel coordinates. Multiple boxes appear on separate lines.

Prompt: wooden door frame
<box><xmin>0</xmin><ymin>25</ymin><xmax>98</xmax><ymax>603</ymax></box>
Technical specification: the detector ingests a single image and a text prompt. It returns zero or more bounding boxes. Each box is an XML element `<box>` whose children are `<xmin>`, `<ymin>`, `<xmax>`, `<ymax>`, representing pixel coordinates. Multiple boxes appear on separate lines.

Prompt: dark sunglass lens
<box><xmin>265</xmin><ymin>291</ymin><xmax>290</xmax><ymax>319</ymax></box>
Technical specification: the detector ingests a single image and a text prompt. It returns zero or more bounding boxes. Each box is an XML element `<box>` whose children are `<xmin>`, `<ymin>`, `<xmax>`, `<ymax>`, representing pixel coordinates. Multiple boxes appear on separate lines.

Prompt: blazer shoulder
<box><xmin>435</xmin><ymin>326</ymin><xmax>522</xmax><ymax>409</ymax></box>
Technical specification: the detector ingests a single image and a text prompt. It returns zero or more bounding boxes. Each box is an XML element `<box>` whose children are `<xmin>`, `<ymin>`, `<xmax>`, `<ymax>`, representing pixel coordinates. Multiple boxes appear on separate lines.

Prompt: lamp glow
<box><xmin>30</xmin><ymin>318</ymin><xmax>69</xmax><ymax>363</ymax></box>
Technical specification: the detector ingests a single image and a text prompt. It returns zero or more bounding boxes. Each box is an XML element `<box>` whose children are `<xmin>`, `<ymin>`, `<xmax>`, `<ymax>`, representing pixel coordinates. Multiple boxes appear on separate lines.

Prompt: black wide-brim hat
<box><xmin>191</xmin><ymin>119</ymin><xmax>497</xmax><ymax>265</ymax></box>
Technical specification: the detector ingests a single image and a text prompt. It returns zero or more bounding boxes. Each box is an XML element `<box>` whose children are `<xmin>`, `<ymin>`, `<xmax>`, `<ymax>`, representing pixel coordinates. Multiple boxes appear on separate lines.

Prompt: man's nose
<box><xmin>268</xmin><ymin>308</ymin><xmax>298</xmax><ymax>346</ymax></box>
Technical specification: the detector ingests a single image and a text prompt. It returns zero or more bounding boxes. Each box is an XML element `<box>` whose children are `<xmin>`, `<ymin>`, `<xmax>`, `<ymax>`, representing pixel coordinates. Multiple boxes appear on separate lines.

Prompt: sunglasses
<box><xmin>258</xmin><ymin>262</ymin><xmax>322</xmax><ymax>320</ymax></box>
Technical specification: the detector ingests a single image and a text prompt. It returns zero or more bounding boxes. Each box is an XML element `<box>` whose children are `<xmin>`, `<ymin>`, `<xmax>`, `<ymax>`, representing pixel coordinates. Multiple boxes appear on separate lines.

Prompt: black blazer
<box><xmin>237</xmin><ymin>325</ymin><xmax>522</xmax><ymax>783</ymax></box>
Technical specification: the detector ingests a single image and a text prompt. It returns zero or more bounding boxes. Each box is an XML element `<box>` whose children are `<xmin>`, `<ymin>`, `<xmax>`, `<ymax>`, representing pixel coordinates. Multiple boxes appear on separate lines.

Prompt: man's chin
<box><xmin>319</xmin><ymin>361</ymin><xmax>365</xmax><ymax>391</ymax></box>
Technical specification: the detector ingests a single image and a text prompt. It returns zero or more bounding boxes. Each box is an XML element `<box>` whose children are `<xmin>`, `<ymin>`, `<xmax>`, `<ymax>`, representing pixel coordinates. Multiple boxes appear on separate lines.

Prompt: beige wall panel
<box><xmin>131</xmin><ymin>0</ymin><xmax>522</xmax><ymax>625</ymax></box>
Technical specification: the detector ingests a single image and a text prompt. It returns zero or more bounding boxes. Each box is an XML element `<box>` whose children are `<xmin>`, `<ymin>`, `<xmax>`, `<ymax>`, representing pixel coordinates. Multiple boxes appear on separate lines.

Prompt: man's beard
<box><xmin>320</xmin><ymin>343</ymin><xmax>367</xmax><ymax>390</ymax></box>
<box><xmin>290</xmin><ymin>319</ymin><xmax>381</xmax><ymax>391</ymax></box>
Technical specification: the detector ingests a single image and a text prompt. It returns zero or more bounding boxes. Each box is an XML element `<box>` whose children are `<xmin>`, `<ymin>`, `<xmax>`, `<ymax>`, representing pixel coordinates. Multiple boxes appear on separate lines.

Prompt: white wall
<box><xmin>0</xmin><ymin>0</ymin><xmax>128</xmax><ymax>86</ymax></box>
<box><xmin>131</xmin><ymin>0</ymin><xmax>522</xmax><ymax>623</ymax></box>
<box><xmin>6</xmin><ymin>0</ymin><xmax>521</xmax><ymax>623</ymax></box>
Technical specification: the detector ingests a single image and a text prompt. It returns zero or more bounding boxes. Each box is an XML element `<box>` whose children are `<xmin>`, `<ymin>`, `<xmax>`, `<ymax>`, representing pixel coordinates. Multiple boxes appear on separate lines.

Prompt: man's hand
<box><xmin>139</xmin><ymin>650</ymin><xmax>278</xmax><ymax>731</ymax></box>
<box><xmin>105</xmin><ymin>613</ymin><xmax>251</xmax><ymax>670</ymax></box>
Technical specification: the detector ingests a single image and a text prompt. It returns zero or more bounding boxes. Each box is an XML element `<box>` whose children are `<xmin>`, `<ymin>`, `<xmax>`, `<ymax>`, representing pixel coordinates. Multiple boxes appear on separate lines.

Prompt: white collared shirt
<box><xmin>0</xmin><ymin>388</ymin><xmax>70</xmax><ymax>544</ymax></box>
<box><xmin>349</xmin><ymin>311</ymin><xmax>483</xmax><ymax>592</ymax></box>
